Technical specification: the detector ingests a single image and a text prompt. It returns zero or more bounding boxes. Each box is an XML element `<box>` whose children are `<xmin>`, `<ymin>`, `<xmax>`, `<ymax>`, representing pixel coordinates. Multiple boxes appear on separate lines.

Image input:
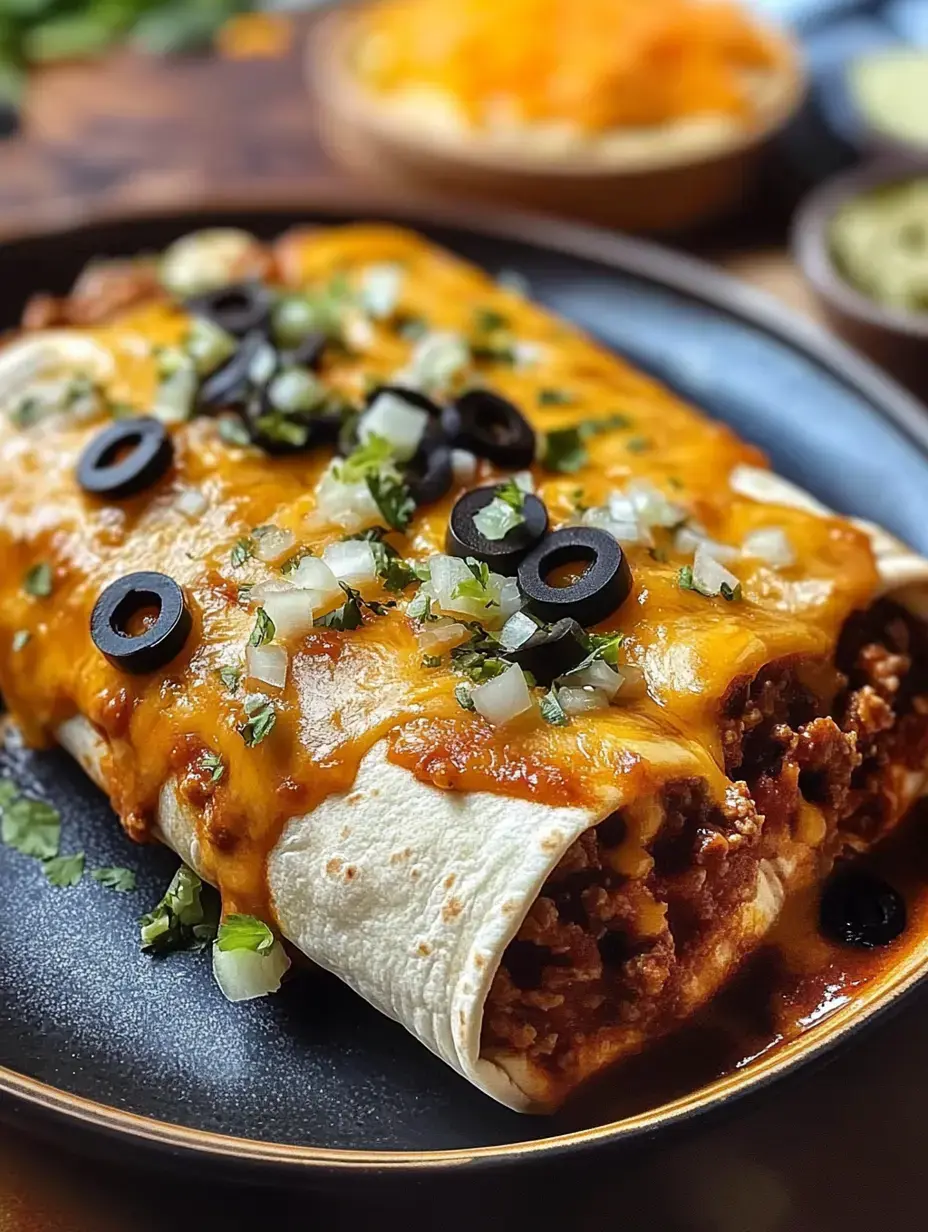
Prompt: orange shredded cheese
<box><xmin>354</xmin><ymin>0</ymin><xmax>783</xmax><ymax>132</ymax></box>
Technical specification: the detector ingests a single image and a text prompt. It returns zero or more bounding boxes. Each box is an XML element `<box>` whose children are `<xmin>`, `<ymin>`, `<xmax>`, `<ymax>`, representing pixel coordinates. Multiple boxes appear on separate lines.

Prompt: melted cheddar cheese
<box><xmin>0</xmin><ymin>225</ymin><xmax>879</xmax><ymax>927</ymax></box>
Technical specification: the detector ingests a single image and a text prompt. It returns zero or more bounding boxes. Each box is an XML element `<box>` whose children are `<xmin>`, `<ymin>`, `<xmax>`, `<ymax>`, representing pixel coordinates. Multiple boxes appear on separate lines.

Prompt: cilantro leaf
<box><xmin>537</xmin><ymin>388</ymin><xmax>574</xmax><ymax>406</ymax></box>
<box><xmin>539</xmin><ymin>690</ymin><xmax>569</xmax><ymax>726</ymax></box>
<box><xmin>367</xmin><ymin>471</ymin><xmax>415</xmax><ymax>532</ymax></box>
<box><xmin>23</xmin><ymin>562</ymin><xmax>53</xmax><ymax>597</ymax></box>
<box><xmin>92</xmin><ymin>866</ymin><xmax>137</xmax><ymax>893</ymax></box>
<box><xmin>218</xmin><ymin>666</ymin><xmax>241</xmax><ymax>692</ymax></box>
<box><xmin>627</xmin><ymin>436</ymin><xmax>652</xmax><ymax>453</ymax></box>
<box><xmin>217</xmin><ymin>416</ymin><xmax>251</xmax><ymax>447</ymax></box>
<box><xmin>422</xmin><ymin>654</ymin><xmax>442</xmax><ymax>668</ymax></box>
<box><xmin>455</xmin><ymin>682</ymin><xmax>475</xmax><ymax>710</ymax></box>
<box><xmin>140</xmin><ymin>865</ymin><xmax>218</xmax><ymax>954</ymax></box>
<box><xmin>239</xmin><ymin>695</ymin><xmax>277</xmax><ymax>747</ymax></box>
<box><xmin>473</xmin><ymin>307</ymin><xmax>510</xmax><ymax>333</ymax></box>
<box><xmin>336</xmin><ymin>433</ymin><xmax>395</xmax><ymax>484</ymax></box>
<box><xmin>1</xmin><ymin>797</ymin><xmax>60</xmax><ymax>859</ymax></box>
<box><xmin>43</xmin><ymin>852</ymin><xmax>85</xmax><ymax>887</ymax></box>
<box><xmin>231</xmin><ymin>538</ymin><xmax>254</xmax><ymax>568</ymax></box>
<box><xmin>216</xmin><ymin>914</ymin><xmax>275</xmax><ymax>954</ymax></box>
<box><xmin>200</xmin><ymin>751</ymin><xmax>225</xmax><ymax>783</ymax></box>
<box><xmin>541</xmin><ymin>426</ymin><xmax>588</xmax><ymax>474</ymax></box>
<box><xmin>249</xmin><ymin>608</ymin><xmax>276</xmax><ymax>647</ymax></box>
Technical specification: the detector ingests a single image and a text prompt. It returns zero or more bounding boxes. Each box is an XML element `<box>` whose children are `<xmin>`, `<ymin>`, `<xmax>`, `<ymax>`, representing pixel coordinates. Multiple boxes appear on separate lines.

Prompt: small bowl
<box><xmin>792</xmin><ymin>159</ymin><xmax>928</xmax><ymax>396</ymax></box>
<box><xmin>309</xmin><ymin>6</ymin><xmax>806</xmax><ymax>235</ymax></box>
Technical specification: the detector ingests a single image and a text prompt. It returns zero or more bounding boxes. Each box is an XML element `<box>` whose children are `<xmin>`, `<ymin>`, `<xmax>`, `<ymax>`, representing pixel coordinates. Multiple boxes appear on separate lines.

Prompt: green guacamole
<box><xmin>849</xmin><ymin>51</ymin><xmax>928</xmax><ymax>148</ymax></box>
<box><xmin>829</xmin><ymin>178</ymin><xmax>928</xmax><ymax>314</ymax></box>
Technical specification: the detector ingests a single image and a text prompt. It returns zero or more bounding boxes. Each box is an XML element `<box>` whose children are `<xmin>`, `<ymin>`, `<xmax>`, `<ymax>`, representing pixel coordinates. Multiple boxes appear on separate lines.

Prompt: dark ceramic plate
<box><xmin>3</xmin><ymin>192</ymin><xmax>928</xmax><ymax>1184</ymax></box>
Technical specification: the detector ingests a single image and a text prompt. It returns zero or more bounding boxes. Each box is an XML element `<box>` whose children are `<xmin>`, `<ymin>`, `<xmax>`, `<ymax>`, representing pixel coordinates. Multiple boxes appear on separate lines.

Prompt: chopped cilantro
<box><xmin>12</xmin><ymin>630</ymin><xmax>30</xmax><ymax>652</ymax></box>
<box><xmin>200</xmin><ymin>751</ymin><xmax>225</xmax><ymax>784</ymax></box>
<box><xmin>23</xmin><ymin>562</ymin><xmax>53</xmax><ymax>598</ymax></box>
<box><xmin>649</xmin><ymin>547</ymin><xmax>669</xmax><ymax>563</ymax></box>
<box><xmin>231</xmin><ymin>538</ymin><xmax>254</xmax><ymax>568</ymax></box>
<box><xmin>539</xmin><ymin>690</ymin><xmax>568</xmax><ymax>726</ymax></box>
<box><xmin>455</xmin><ymin>683</ymin><xmax>475</xmax><ymax>711</ymax></box>
<box><xmin>218</xmin><ymin>666</ymin><xmax>241</xmax><ymax>692</ymax></box>
<box><xmin>541</xmin><ymin>426</ymin><xmax>587</xmax><ymax>474</ymax></box>
<box><xmin>1</xmin><ymin>795</ymin><xmax>60</xmax><ymax>859</ymax></box>
<box><xmin>249</xmin><ymin>608</ymin><xmax>276</xmax><ymax>647</ymax></box>
<box><xmin>367</xmin><ymin>471</ymin><xmax>415</xmax><ymax>532</ymax></box>
<box><xmin>668</xmin><ymin>476</ymin><xmax>684</xmax><ymax>490</ymax></box>
<box><xmin>217</xmin><ymin>416</ymin><xmax>251</xmax><ymax>447</ymax></box>
<box><xmin>540</xmin><ymin>412</ymin><xmax>634</xmax><ymax>473</ymax></box>
<box><xmin>473</xmin><ymin>307</ymin><xmax>510</xmax><ymax>333</ymax></box>
<box><xmin>43</xmin><ymin>852</ymin><xmax>85</xmax><ymax>887</ymax></box>
<box><xmin>251</xmin><ymin>410</ymin><xmax>310</xmax><ymax>450</ymax></box>
<box><xmin>470</xmin><ymin>340</ymin><xmax>516</xmax><ymax>365</ymax></box>
<box><xmin>336</xmin><ymin>433</ymin><xmax>395</xmax><ymax>484</ymax></box>
<box><xmin>217</xmin><ymin>913</ymin><xmax>275</xmax><ymax>954</ymax></box>
<box><xmin>139</xmin><ymin>865</ymin><xmax>218</xmax><ymax>954</ymax></box>
<box><xmin>450</xmin><ymin>624</ymin><xmax>510</xmax><ymax>683</ymax></box>
<box><xmin>395</xmin><ymin>312</ymin><xmax>429</xmax><ymax>341</ymax></box>
<box><xmin>627</xmin><ymin>436</ymin><xmax>652</xmax><ymax>453</ymax></box>
<box><xmin>422</xmin><ymin>655</ymin><xmax>442</xmax><ymax>669</ymax></box>
<box><xmin>406</xmin><ymin>591</ymin><xmax>435</xmax><ymax>622</ymax></box>
<box><xmin>495</xmin><ymin>478</ymin><xmax>526</xmax><ymax>512</ymax></box>
<box><xmin>537</xmin><ymin>388</ymin><xmax>574</xmax><ymax>406</ymax></box>
<box><xmin>0</xmin><ymin>779</ymin><xmax>17</xmax><ymax>809</ymax></box>
<box><xmin>92</xmin><ymin>866</ymin><xmax>137</xmax><ymax>893</ymax></box>
<box><xmin>720</xmin><ymin>581</ymin><xmax>743</xmax><ymax>603</ymax></box>
<box><xmin>239</xmin><ymin>695</ymin><xmax>277</xmax><ymax>747</ymax></box>
<box><xmin>318</xmin><ymin>582</ymin><xmax>394</xmax><ymax>630</ymax></box>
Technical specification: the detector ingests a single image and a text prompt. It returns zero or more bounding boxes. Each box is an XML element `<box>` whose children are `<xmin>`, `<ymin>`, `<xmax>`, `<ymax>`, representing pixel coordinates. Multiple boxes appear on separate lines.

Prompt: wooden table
<box><xmin>0</xmin><ymin>29</ymin><xmax>904</xmax><ymax>1232</ymax></box>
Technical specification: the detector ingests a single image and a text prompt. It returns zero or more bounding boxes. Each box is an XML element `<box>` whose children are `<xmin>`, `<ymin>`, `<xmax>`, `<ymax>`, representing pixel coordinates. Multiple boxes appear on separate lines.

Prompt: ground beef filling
<box><xmin>482</xmin><ymin>600</ymin><xmax>928</xmax><ymax>1073</ymax></box>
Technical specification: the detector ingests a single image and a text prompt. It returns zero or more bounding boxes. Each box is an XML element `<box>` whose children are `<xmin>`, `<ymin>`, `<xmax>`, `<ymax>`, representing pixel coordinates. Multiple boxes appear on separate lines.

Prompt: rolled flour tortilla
<box><xmin>53</xmin><ymin>467</ymin><xmax>928</xmax><ymax>1113</ymax></box>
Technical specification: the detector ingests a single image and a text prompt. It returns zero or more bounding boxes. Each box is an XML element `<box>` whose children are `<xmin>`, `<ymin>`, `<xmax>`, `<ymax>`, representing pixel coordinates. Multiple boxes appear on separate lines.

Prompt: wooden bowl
<box><xmin>308</xmin><ymin>6</ymin><xmax>806</xmax><ymax>235</ymax></box>
<box><xmin>792</xmin><ymin>159</ymin><xmax>928</xmax><ymax>398</ymax></box>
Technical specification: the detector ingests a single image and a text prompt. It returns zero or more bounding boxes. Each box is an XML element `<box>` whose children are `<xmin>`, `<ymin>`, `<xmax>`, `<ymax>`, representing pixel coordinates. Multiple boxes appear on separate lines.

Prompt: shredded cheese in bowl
<box><xmin>352</xmin><ymin>0</ymin><xmax>789</xmax><ymax>156</ymax></box>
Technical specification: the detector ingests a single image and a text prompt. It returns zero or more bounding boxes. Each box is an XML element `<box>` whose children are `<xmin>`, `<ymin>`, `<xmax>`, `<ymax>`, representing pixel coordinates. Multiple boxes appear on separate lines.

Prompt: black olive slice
<box><xmin>517</xmin><ymin>527</ymin><xmax>632</xmax><ymax>626</ymax></box>
<box><xmin>283</xmin><ymin>330</ymin><xmax>328</xmax><ymax>372</ymax></box>
<box><xmin>819</xmin><ymin>868</ymin><xmax>907</xmax><ymax>948</ymax></box>
<box><xmin>443</xmin><ymin>389</ymin><xmax>536</xmax><ymax>468</ymax></box>
<box><xmin>91</xmin><ymin>571</ymin><xmax>192</xmax><ymax>675</ymax></box>
<box><xmin>406</xmin><ymin>443</ymin><xmax>453</xmax><ymax>506</ymax></box>
<box><xmin>77</xmin><ymin>417</ymin><xmax>173</xmax><ymax>500</ymax></box>
<box><xmin>446</xmin><ymin>485</ymin><xmax>548</xmax><ymax>575</ymax></box>
<box><xmin>185</xmin><ymin>281</ymin><xmax>272</xmax><ymax>338</ymax></box>
<box><xmin>197</xmin><ymin>329</ymin><xmax>270</xmax><ymax>412</ymax></box>
<box><xmin>503</xmin><ymin>617</ymin><xmax>588</xmax><ymax>686</ymax></box>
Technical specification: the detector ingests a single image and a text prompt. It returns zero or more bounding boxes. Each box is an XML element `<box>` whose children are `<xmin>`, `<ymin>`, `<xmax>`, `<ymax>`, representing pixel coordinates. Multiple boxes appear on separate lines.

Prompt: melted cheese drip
<box><xmin>0</xmin><ymin>225</ymin><xmax>879</xmax><ymax>923</ymax></box>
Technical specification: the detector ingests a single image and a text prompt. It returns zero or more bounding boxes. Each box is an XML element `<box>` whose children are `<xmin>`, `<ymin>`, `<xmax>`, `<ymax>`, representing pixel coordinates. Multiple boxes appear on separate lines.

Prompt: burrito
<box><xmin>1</xmin><ymin>223</ymin><xmax>927</xmax><ymax>1113</ymax></box>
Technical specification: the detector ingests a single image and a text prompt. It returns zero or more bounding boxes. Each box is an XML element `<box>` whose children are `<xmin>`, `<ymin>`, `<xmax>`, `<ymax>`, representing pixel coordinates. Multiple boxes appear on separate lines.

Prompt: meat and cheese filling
<box><xmin>1</xmin><ymin>223</ymin><xmax>927</xmax><ymax>1112</ymax></box>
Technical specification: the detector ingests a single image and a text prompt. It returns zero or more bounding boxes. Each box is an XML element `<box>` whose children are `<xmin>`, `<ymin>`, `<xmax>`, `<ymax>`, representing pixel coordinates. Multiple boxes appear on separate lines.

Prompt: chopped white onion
<box><xmin>261</xmin><ymin>589</ymin><xmax>315</xmax><ymax>641</ymax></box>
<box><xmin>513</xmin><ymin>470</ymin><xmax>535</xmax><ymax>493</ymax></box>
<box><xmin>160</xmin><ymin>229</ymin><xmax>258</xmax><ymax>300</ymax></box>
<box><xmin>625</xmin><ymin>479</ymin><xmax>686</xmax><ymax>529</ymax></box>
<box><xmin>175</xmin><ymin>487</ymin><xmax>208</xmax><ymax>519</ymax></box>
<box><xmin>512</xmin><ymin>342</ymin><xmax>545</xmax><ymax>369</ymax></box>
<box><xmin>249</xmin><ymin>579</ymin><xmax>294</xmax><ymax>605</ymax></box>
<box><xmin>361</xmin><ymin>263</ymin><xmax>403</xmax><ymax>319</ymax></box>
<box><xmin>310</xmin><ymin>461</ymin><xmax>382</xmax><ymax>532</ymax></box>
<box><xmin>498</xmin><ymin>576</ymin><xmax>523</xmax><ymax>622</ymax></box>
<box><xmin>581</xmin><ymin>504</ymin><xmax>651</xmax><ymax>547</ymax></box>
<box><xmin>0</xmin><ymin>336</ymin><xmax>114</xmax><ymax>425</ymax></box>
<box><xmin>473</xmin><ymin>496</ymin><xmax>523</xmax><ymax>542</ymax></box>
<box><xmin>343</xmin><ymin>312</ymin><xmax>375</xmax><ymax>352</ymax></box>
<box><xmin>252</xmin><ymin>525</ymin><xmax>296</xmax><ymax>564</ymax></box>
<box><xmin>417</xmin><ymin>620</ymin><xmax>469</xmax><ymax>656</ymax></box>
<box><xmin>692</xmin><ymin>542</ymin><xmax>742</xmax><ymax>597</ymax></box>
<box><xmin>322</xmin><ymin>539</ymin><xmax>378</xmax><ymax>586</ymax></box>
<box><xmin>212</xmin><ymin>939</ymin><xmax>290</xmax><ymax>1003</ymax></box>
<box><xmin>614</xmin><ymin>663</ymin><xmax>648</xmax><ymax>701</ymax></box>
<box><xmin>499</xmin><ymin>610</ymin><xmax>539</xmax><ymax>652</ymax></box>
<box><xmin>245</xmin><ymin>643</ymin><xmax>289</xmax><ymax>689</ymax></box>
<box><xmin>288</xmin><ymin>554</ymin><xmax>343</xmax><ymax>612</ymax></box>
<box><xmin>397</xmin><ymin>332</ymin><xmax>469</xmax><ymax>392</ymax></box>
<box><xmin>450</xmin><ymin>449</ymin><xmax>478</xmax><ymax>483</ymax></box>
<box><xmin>557</xmin><ymin>686</ymin><xmax>610</xmax><ymax>715</ymax></box>
<box><xmin>564</xmin><ymin>660</ymin><xmax>622</xmax><ymax>700</ymax></box>
<box><xmin>359</xmin><ymin>392</ymin><xmax>428</xmax><ymax>461</ymax></box>
<box><xmin>152</xmin><ymin>364</ymin><xmax>197</xmax><ymax>423</ymax></box>
<box><xmin>471</xmin><ymin>664</ymin><xmax>533</xmax><ymax>725</ymax></box>
<box><xmin>742</xmin><ymin>527</ymin><xmax>796</xmax><ymax>568</ymax></box>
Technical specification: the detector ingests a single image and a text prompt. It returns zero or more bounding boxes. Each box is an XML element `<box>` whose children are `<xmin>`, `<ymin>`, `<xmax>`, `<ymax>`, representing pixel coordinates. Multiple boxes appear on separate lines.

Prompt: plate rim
<box><xmin>3</xmin><ymin>183</ymin><xmax>928</xmax><ymax>1179</ymax></box>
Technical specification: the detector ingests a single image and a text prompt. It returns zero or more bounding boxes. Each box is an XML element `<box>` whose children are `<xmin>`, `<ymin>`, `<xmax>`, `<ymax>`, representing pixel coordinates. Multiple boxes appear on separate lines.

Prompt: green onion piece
<box><xmin>139</xmin><ymin>865</ymin><xmax>218</xmax><ymax>954</ymax></box>
<box><xmin>186</xmin><ymin>317</ymin><xmax>236</xmax><ymax>376</ymax></box>
<box><xmin>216</xmin><ymin>914</ymin><xmax>275</xmax><ymax>954</ymax></box>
